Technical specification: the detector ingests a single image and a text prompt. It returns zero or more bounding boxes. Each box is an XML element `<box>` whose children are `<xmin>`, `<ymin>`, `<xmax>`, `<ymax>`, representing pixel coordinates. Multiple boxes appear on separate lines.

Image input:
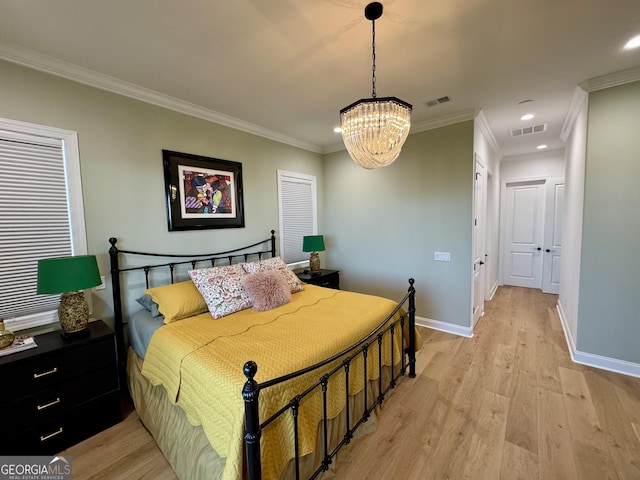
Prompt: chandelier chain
<box><xmin>371</xmin><ymin>18</ymin><xmax>377</xmax><ymax>98</ymax></box>
<box><xmin>339</xmin><ymin>2</ymin><xmax>412</xmax><ymax>169</ymax></box>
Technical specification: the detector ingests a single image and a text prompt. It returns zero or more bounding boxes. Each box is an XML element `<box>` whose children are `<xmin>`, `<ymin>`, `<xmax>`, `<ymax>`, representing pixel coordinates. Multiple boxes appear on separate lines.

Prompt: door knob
<box><xmin>545</xmin><ymin>249</ymin><xmax>551</xmax><ymax>253</ymax></box>
<box><xmin>479</xmin><ymin>261</ymin><xmax>485</xmax><ymax>265</ymax></box>
<box><xmin>536</xmin><ymin>247</ymin><xmax>542</xmax><ymax>251</ymax></box>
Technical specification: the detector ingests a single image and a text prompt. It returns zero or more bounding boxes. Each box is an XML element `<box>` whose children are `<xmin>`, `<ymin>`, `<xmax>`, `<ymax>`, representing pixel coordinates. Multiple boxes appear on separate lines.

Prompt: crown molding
<box><xmin>560</xmin><ymin>86</ymin><xmax>588</xmax><ymax>143</ymax></box>
<box><xmin>579</xmin><ymin>66</ymin><xmax>640</xmax><ymax>93</ymax></box>
<box><xmin>474</xmin><ymin>110</ymin><xmax>502</xmax><ymax>157</ymax></box>
<box><xmin>322</xmin><ymin>140</ymin><xmax>347</xmax><ymax>155</ymax></box>
<box><xmin>0</xmin><ymin>41</ymin><xmax>322</xmax><ymax>154</ymax></box>
<box><xmin>322</xmin><ymin>109</ymin><xmax>479</xmax><ymax>155</ymax></box>
<box><xmin>411</xmin><ymin>109</ymin><xmax>477</xmax><ymax>134</ymax></box>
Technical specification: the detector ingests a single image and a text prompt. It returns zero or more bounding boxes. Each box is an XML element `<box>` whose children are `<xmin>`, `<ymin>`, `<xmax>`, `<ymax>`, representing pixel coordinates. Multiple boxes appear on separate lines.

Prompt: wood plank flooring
<box><xmin>62</xmin><ymin>286</ymin><xmax>640</xmax><ymax>479</ymax></box>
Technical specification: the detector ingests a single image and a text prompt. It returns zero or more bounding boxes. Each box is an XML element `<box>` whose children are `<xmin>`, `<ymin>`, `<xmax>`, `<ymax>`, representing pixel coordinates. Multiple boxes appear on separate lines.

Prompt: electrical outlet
<box><xmin>434</xmin><ymin>252</ymin><xmax>451</xmax><ymax>262</ymax></box>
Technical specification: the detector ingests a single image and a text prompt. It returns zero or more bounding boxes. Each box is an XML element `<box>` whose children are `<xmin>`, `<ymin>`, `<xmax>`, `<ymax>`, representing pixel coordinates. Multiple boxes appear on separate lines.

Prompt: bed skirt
<box><xmin>127</xmin><ymin>348</ymin><xmax>385</xmax><ymax>480</ymax></box>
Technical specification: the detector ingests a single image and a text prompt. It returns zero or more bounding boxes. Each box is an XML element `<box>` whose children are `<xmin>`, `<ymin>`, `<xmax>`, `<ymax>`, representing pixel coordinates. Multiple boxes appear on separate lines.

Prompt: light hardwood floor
<box><xmin>62</xmin><ymin>286</ymin><xmax>640</xmax><ymax>479</ymax></box>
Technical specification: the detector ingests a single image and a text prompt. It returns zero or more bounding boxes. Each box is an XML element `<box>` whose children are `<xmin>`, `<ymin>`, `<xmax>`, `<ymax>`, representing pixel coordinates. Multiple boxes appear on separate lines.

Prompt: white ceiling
<box><xmin>1</xmin><ymin>0</ymin><xmax>640</xmax><ymax>157</ymax></box>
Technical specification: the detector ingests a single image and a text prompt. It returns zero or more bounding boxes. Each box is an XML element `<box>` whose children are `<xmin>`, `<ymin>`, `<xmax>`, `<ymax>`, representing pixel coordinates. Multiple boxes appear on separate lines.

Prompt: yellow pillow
<box><xmin>144</xmin><ymin>280</ymin><xmax>208</xmax><ymax>324</ymax></box>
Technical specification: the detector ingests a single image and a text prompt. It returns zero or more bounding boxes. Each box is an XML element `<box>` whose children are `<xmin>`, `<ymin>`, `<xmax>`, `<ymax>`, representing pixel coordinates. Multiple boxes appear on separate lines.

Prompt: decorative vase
<box><xmin>0</xmin><ymin>318</ymin><xmax>15</xmax><ymax>349</ymax></box>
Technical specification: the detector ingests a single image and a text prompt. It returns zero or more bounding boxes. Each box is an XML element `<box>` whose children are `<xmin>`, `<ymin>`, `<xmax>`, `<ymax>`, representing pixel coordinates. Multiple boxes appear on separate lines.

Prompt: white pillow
<box><xmin>188</xmin><ymin>264</ymin><xmax>252</xmax><ymax>319</ymax></box>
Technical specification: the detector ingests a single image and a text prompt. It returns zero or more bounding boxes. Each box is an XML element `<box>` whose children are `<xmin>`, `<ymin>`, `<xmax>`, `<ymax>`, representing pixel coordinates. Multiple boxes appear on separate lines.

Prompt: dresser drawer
<box><xmin>3</xmin><ymin>364</ymin><xmax>118</xmax><ymax>431</ymax></box>
<box><xmin>4</xmin><ymin>336</ymin><xmax>116</xmax><ymax>402</ymax></box>
<box><xmin>0</xmin><ymin>390</ymin><xmax>121</xmax><ymax>455</ymax></box>
<box><xmin>0</xmin><ymin>320</ymin><xmax>121</xmax><ymax>454</ymax></box>
<box><xmin>314</xmin><ymin>271</ymin><xmax>339</xmax><ymax>289</ymax></box>
<box><xmin>296</xmin><ymin>269</ymin><xmax>340</xmax><ymax>290</ymax></box>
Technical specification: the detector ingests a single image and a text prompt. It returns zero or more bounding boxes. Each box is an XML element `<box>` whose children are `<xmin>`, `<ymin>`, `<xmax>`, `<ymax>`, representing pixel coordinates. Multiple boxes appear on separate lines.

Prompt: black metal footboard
<box><xmin>243</xmin><ymin>278</ymin><xmax>417</xmax><ymax>480</ymax></box>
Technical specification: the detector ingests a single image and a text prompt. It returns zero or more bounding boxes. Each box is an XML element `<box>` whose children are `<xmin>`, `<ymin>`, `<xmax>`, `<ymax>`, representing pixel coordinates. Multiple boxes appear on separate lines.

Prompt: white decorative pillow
<box><xmin>242</xmin><ymin>270</ymin><xmax>292</xmax><ymax>311</ymax></box>
<box><xmin>188</xmin><ymin>264</ymin><xmax>252</xmax><ymax>319</ymax></box>
<box><xmin>242</xmin><ymin>256</ymin><xmax>304</xmax><ymax>293</ymax></box>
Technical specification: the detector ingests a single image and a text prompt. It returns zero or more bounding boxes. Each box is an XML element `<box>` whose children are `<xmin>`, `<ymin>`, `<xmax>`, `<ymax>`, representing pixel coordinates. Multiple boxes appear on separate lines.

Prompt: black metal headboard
<box><xmin>108</xmin><ymin>230</ymin><xmax>276</xmax><ymax>388</ymax></box>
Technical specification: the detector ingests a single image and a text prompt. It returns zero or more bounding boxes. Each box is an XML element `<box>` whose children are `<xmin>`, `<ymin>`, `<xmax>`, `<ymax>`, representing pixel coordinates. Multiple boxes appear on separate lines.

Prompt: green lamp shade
<box><xmin>302</xmin><ymin>235</ymin><xmax>325</xmax><ymax>253</ymax></box>
<box><xmin>37</xmin><ymin>255</ymin><xmax>101</xmax><ymax>294</ymax></box>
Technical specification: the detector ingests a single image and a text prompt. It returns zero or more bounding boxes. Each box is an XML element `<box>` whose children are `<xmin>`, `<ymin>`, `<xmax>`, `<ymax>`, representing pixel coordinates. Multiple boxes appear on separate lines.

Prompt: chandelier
<box><xmin>340</xmin><ymin>2</ymin><xmax>412</xmax><ymax>169</ymax></box>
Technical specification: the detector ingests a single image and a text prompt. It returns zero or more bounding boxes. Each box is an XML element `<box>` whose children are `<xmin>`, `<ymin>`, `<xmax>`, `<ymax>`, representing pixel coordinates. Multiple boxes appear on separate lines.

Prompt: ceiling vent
<box><xmin>426</xmin><ymin>96</ymin><xmax>451</xmax><ymax>107</ymax></box>
<box><xmin>510</xmin><ymin>123</ymin><xmax>547</xmax><ymax>137</ymax></box>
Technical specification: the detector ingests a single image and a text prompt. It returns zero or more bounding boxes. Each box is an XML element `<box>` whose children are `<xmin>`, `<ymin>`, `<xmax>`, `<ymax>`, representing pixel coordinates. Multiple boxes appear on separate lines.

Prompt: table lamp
<box><xmin>302</xmin><ymin>235</ymin><xmax>325</xmax><ymax>274</ymax></box>
<box><xmin>37</xmin><ymin>255</ymin><xmax>101</xmax><ymax>337</ymax></box>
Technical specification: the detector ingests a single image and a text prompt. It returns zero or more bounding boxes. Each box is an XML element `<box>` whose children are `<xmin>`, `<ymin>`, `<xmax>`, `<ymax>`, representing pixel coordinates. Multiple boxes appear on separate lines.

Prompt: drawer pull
<box><xmin>40</xmin><ymin>427</ymin><xmax>63</xmax><ymax>442</ymax></box>
<box><xmin>33</xmin><ymin>367</ymin><xmax>58</xmax><ymax>379</ymax></box>
<box><xmin>37</xmin><ymin>397</ymin><xmax>61</xmax><ymax>411</ymax></box>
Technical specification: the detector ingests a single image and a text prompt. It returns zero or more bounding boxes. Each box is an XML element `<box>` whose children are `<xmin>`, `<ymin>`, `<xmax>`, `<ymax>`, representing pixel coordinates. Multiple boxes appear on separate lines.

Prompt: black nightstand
<box><xmin>297</xmin><ymin>269</ymin><xmax>340</xmax><ymax>289</ymax></box>
<box><xmin>0</xmin><ymin>320</ymin><xmax>121</xmax><ymax>454</ymax></box>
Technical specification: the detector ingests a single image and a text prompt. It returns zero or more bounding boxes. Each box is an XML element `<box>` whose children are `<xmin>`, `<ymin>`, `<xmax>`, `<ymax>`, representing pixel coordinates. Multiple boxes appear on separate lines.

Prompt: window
<box><xmin>0</xmin><ymin>118</ymin><xmax>87</xmax><ymax>331</ymax></box>
<box><xmin>277</xmin><ymin>170</ymin><xmax>318</xmax><ymax>267</ymax></box>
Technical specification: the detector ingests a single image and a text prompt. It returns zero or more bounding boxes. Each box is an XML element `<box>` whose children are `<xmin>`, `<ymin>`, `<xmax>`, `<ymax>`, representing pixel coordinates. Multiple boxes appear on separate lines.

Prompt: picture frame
<box><xmin>162</xmin><ymin>150</ymin><xmax>245</xmax><ymax>231</ymax></box>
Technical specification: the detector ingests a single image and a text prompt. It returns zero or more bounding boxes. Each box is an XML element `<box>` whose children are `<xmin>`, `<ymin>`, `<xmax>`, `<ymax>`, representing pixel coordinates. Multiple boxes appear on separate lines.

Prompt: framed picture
<box><xmin>162</xmin><ymin>150</ymin><xmax>245</xmax><ymax>231</ymax></box>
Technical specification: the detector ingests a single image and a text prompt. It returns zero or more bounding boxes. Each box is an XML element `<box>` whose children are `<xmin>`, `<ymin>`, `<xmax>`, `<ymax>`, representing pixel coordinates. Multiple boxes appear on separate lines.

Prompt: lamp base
<box><xmin>58</xmin><ymin>291</ymin><xmax>89</xmax><ymax>336</ymax></box>
<box><xmin>309</xmin><ymin>252</ymin><xmax>320</xmax><ymax>272</ymax></box>
<box><xmin>60</xmin><ymin>328</ymin><xmax>90</xmax><ymax>340</ymax></box>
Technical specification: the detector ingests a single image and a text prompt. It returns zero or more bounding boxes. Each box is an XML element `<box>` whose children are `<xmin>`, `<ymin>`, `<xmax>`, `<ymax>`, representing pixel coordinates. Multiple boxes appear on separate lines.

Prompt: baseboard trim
<box><xmin>488</xmin><ymin>281</ymin><xmax>499</xmax><ymax>301</ymax></box>
<box><xmin>556</xmin><ymin>303</ymin><xmax>640</xmax><ymax>378</ymax></box>
<box><xmin>415</xmin><ymin>316</ymin><xmax>474</xmax><ymax>338</ymax></box>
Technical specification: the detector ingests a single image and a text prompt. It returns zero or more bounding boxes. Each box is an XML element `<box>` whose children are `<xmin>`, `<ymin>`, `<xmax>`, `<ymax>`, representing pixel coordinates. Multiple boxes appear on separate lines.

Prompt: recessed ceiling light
<box><xmin>624</xmin><ymin>35</ymin><xmax>640</xmax><ymax>50</ymax></box>
<box><xmin>537</xmin><ymin>144</ymin><xmax>548</xmax><ymax>150</ymax></box>
<box><xmin>333</xmin><ymin>126</ymin><xmax>342</xmax><ymax>133</ymax></box>
<box><xmin>521</xmin><ymin>113</ymin><xmax>535</xmax><ymax>121</ymax></box>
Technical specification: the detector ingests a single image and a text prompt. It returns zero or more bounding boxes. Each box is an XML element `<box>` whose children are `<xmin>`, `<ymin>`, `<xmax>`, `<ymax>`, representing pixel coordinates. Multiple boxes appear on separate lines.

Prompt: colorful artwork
<box><xmin>163</xmin><ymin>150</ymin><xmax>244</xmax><ymax>230</ymax></box>
<box><xmin>179</xmin><ymin>167</ymin><xmax>234</xmax><ymax>217</ymax></box>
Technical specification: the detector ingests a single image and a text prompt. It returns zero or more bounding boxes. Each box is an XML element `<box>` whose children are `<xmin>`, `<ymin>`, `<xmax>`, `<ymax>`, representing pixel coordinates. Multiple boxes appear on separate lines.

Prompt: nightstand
<box><xmin>297</xmin><ymin>269</ymin><xmax>340</xmax><ymax>289</ymax></box>
<box><xmin>0</xmin><ymin>320</ymin><xmax>121</xmax><ymax>454</ymax></box>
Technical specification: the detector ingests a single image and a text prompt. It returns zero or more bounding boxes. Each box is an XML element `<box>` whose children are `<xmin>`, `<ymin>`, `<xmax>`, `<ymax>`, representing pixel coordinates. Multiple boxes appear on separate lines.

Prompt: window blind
<box><xmin>0</xmin><ymin>135</ymin><xmax>72</xmax><ymax>320</ymax></box>
<box><xmin>277</xmin><ymin>170</ymin><xmax>317</xmax><ymax>264</ymax></box>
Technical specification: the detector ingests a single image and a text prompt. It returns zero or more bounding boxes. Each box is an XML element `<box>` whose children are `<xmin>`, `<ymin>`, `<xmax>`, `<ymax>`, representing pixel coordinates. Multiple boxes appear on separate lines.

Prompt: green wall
<box><xmin>323</xmin><ymin>121</ymin><xmax>475</xmax><ymax>326</ymax></box>
<box><xmin>0</xmin><ymin>60</ymin><xmax>324</xmax><ymax>328</ymax></box>
<box><xmin>1</xmin><ymin>59</ymin><xmax>476</xmax><ymax>331</ymax></box>
<box><xmin>578</xmin><ymin>81</ymin><xmax>640</xmax><ymax>363</ymax></box>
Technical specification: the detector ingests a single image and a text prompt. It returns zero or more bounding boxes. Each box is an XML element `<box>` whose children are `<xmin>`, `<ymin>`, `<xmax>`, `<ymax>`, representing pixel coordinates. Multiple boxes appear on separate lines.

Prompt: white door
<box><xmin>542</xmin><ymin>178</ymin><xmax>564</xmax><ymax>294</ymax></box>
<box><xmin>503</xmin><ymin>180</ymin><xmax>545</xmax><ymax>288</ymax></box>
<box><xmin>472</xmin><ymin>157</ymin><xmax>487</xmax><ymax>327</ymax></box>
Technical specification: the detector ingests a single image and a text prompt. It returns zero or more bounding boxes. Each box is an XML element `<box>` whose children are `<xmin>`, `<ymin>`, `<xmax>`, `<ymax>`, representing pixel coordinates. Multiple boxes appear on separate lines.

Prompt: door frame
<box><xmin>542</xmin><ymin>177</ymin><xmax>564</xmax><ymax>294</ymax></box>
<box><xmin>499</xmin><ymin>174</ymin><xmax>550</xmax><ymax>287</ymax></box>
<box><xmin>472</xmin><ymin>154</ymin><xmax>488</xmax><ymax>328</ymax></box>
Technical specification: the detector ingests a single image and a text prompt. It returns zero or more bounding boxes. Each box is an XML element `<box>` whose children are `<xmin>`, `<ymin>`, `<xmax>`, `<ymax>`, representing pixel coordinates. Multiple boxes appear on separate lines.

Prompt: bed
<box><xmin>109</xmin><ymin>231</ymin><xmax>419</xmax><ymax>480</ymax></box>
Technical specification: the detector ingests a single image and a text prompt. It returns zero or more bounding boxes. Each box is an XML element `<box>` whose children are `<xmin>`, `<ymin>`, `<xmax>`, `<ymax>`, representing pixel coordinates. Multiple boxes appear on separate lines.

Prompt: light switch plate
<box><xmin>434</xmin><ymin>252</ymin><xmax>451</xmax><ymax>262</ymax></box>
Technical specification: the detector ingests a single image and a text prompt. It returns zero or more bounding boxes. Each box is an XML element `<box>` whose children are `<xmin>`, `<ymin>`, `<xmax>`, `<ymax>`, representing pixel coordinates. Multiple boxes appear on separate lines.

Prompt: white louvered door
<box><xmin>277</xmin><ymin>170</ymin><xmax>317</xmax><ymax>265</ymax></box>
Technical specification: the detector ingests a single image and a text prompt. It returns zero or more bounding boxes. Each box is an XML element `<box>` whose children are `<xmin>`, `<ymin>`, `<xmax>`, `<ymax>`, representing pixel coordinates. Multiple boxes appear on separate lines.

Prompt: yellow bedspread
<box><xmin>141</xmin><ymin>285</ymin><xmax>419</xmax><ymax>480</ymax></box>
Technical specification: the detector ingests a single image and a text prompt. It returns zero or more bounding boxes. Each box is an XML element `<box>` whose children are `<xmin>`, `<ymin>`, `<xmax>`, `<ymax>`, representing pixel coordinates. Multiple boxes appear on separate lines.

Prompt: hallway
<box><xmin>333</xmin><ymin>286</ymin><xmax>640</xmax><ymax>479</ymax></box>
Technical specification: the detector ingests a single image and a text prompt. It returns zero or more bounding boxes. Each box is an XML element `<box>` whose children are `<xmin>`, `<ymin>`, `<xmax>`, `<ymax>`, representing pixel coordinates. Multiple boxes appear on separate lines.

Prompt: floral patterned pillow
<box><xmin>242</xmin><ymin>256</ymin><xmax>304</xmax><ymax>293</ymax></box>
<box><xmin>188</xmin><ymin>264</ymin><xmax>252</xmax><ymax>319</ymax></box>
